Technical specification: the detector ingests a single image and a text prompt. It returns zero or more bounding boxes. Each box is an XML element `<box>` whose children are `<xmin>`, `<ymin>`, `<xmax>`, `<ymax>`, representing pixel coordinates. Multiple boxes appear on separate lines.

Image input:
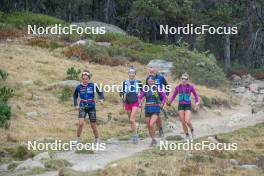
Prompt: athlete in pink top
<box><xmin>167</xmin><ymin>73</ymin><xmax>199</xmax><ymax>140</ymax></box>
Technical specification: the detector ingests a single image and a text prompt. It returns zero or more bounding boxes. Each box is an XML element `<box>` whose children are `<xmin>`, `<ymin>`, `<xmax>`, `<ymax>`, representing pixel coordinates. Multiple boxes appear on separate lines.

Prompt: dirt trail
<box><xmin>30</xmin><ymin>104</ymin><xmax>264</xmax><ymax>176</ymax></box>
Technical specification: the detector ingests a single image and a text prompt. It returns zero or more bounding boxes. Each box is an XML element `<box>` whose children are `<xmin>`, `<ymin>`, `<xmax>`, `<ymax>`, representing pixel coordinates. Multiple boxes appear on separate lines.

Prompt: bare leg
<box><xmin>149</xmin><ymin>114</ymin><xmax>158</xmax><ymax>139</ymax></box>
<box><xmin>145</xmin><ymin>117</ymin><xmax>151</xmax><ymax>135</ymax></box>
<box><xmin>184</xmin><ymin>110</ymin><xmax>193</xmax><ymax>130</ymax></box>
<box><xmin>130</xmin><ymin>107</ymin><xmax>138</xmax><ymax>134</ymax></box>
<box><xmin>178</xmin><ymin>110</ymin><xmax>188</xmax><ymax>134</ymax></box>
<box><xmin>90</xmin><ymin>122</ymin><xmax>99</xmax><ymax>138</ymax></box>
<box><xmin>77</xmin><ymin>118</ymin><xmax>85</xmax><ymax>137</ymax></box>
<box><xmin>156</xmin><ymin>116</ymin><xmax>162</xmax><ymax>129</ymax></box>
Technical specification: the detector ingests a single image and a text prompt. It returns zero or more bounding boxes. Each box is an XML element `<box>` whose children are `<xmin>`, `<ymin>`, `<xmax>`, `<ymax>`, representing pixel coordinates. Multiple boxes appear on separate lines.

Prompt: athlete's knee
<box><xmin>130</xmin><ymin>119</ymin><xmax>135</xmax><ymax>124</ymax></box>
<box><xmin>79</xmin><ymin>121</ymin><xmax>85</xmax><ymax>127</ymax></box>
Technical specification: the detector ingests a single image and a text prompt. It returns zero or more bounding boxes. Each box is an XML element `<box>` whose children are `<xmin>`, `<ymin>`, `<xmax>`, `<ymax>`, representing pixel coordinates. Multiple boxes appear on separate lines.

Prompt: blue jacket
<box><xmin>73</xmin><ymin>82</ymin><xmax>104</xmax><ymax>109</ymax></box>
<box><xmin>146</xmin><ymin>74</ymin><xmax>169</xmax><ymax>95</ymax></box>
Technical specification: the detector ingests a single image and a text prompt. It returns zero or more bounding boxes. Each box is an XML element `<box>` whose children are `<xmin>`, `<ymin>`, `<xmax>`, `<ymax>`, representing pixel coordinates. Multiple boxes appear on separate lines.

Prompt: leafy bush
<box><xmin>59</xmin><ymin>87</ymin><xmax>72</xmax><ymax>102</ymax></box>
<box><xmin>0</xmin><ymin>86</ymin><xmax>14</xmax><ymax>102</ymax></box>
<box><xmin>0</xmin><ymin>101</ymin><xmax>11</xmax><ymax>129</ymax></box>
<box><xmin>0</xmin><ymin>69</ymin><xmax>14</xmax><ymax>129</ymax></box>
<box><xmin>5</xmin><ymin>145</ymin><xmax>35</xmax><ymax>160</ymax></box>
<box><xmin>0</xmin><ymin>11</ymin><xmax>65</xmax><ymax>28</ymax></box>
<box><xmin>44</xmin><ymin>159</ymin><xmax>72</xmax><ymax>170</ymax></box>
<box><xmin>66</xmin><ymin>67</ymin><xmax>81</xmax><ymax>80</ymax></box>
<box><xmin>0</xmin><ymin>69</ymin><xmax>8</xmax><ymax>80</ymax></box>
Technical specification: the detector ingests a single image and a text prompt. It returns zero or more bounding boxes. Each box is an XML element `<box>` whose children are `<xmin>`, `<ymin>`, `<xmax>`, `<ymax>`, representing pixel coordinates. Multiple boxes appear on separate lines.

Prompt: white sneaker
<box><xmin>191</xmin><ymin>130</ymin><xmax>195</xmax><ymax>139</ymax></box>
<box><xmin>94</xmin><ymin>138</ymin><xmax>100</xmax><ymax>144</ymax></box>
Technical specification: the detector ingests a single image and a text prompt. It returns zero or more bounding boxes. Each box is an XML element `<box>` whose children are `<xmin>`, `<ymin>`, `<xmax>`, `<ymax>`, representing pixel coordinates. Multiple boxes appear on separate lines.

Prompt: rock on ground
<box><xmin>15</xmin><ymin>159</ymin><xmax>44</xmax><ymax>171</ymax></box>
<box><xmin>26</xmin><ymin>111</ymin><xmax>38</xmax><ymax>117</ymax></box>
<box><xmin>72</xmin><ymin>21</ymin><xmax>126</xmax><ymax>34</ymax></box>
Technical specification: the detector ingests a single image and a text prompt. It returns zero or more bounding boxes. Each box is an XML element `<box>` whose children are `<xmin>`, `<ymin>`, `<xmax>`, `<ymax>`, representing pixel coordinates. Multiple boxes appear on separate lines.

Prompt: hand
<box><xmin>99</xmin><ymin>99</ymin><xmax>104</xmax><ymax>105</ymax></box>
<box><xmin>75</xmin><ymin>106</ymin><xmax>79</xmax><ymax>111</ymax></box>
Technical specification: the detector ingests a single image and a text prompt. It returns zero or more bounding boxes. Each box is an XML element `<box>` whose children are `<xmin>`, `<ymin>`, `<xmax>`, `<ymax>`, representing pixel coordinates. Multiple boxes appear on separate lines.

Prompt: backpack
<box><xmin>178</xmin><ymin>84</ymin><xmax>191</xmax><ymax>102</ymax></box>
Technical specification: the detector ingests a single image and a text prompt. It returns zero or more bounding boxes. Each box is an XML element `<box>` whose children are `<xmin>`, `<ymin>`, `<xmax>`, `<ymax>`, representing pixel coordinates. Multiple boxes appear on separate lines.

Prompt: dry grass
<box><xmin>93</xmin><ymin>123</ymin><xmax>264</xmax><ymax>176</ymax></box>
<box><xmin>0</xmin><ymin>43</ymin><xmax>233</xmax><ymax>150</ymax></box>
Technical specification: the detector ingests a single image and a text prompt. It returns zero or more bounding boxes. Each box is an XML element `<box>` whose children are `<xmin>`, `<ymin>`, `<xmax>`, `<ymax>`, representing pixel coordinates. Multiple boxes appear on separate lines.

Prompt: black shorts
<box><xmin>178</xmin><ymin>104</ymin><xmax>191</xmax><ymax>111</ymax></box>
<box><xmin>145</xmin><ymin>112</ymin><xmax>160</xmax><ymax>118</ymax></box>
<box><xmin>79</xmin><ymin>108</ymin><xmax>96</xmax><ymax>123</ymax></box>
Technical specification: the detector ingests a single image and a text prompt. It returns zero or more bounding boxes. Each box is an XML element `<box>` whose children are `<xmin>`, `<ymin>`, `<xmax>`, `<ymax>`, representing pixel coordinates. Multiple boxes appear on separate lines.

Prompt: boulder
<box><xmin>232</xmin><ymin>86</ymin><xmax>246</xmax><ymax>93</ymax></box>
<box><xmin>33</xmin><ymin>152</ymin><xmax>51</xmax><ymax>161</ymax></box>
<box><xmin>231</xmin><ymin>74</ymin><xmax>242</xmax><ymax>87</ymax></box>
<box><xmin>255</xmin><ymin>80</ymin><xmax>264</xmax><ymax>90</ymax></box>
<box><xmin>241</xmin><ymin>74</ymin><xmax>255</xmax><ymax>87</ymax></box>
<box><xmin>15</xmin><ymin>159</ymin><xmax>44</xmax><ymax>171</ymax></box>
<box><xmin>72</xmin><ymin>21</ymin><xmax>126</xmax><ymax>34</ymax></box>
<box><xmin>249</xmin><ymin>83</ymin><xmax>258</xmax><ymax>93</ymax></box>
<box><xmin>147</xmin><ymin>59</ymin><xmax>174</xmax><ymax>75</ymax></box>
<box><xmin>71</xmin><ymin>39</ymin><xmax>94</xmax><ymax>46</ymax></box>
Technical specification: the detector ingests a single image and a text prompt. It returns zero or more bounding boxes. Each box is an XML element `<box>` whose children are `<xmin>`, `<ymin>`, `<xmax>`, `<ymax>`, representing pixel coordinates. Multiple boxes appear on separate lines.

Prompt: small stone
<box><xmin>22</xmin><ymin>80</ymin><xmax>33</xmax><ymax>86</ymax></box>
<box><xmin>229</xmin><ymin>159</ymin><xmax>239</xmax><ymax>165</ymax></box>
<box><xmin>95</xmin><ymin>42</ymin><xmax>112</xmax><ymax>47</ymax></box>
<box><xmin>110</xmin><ymin>163</ymin><xmax>117</xmax><ymax>168</ymax></box>
<box><xmin>239</xmin><ymin>164</ymin><xmax>258</xmax><ymax>169</ymax></box>
<box><xmin>26</xmin><ymin>112</ymin><xmax>38</xmax><ymax>117</ymax></box>
<box><xmin>0</xmin><ymin>164</ymin><xmax>8</xmax><ymax>172</ymax></box>
<box><xmin>212</xmin><ymin>109</ymin><xmax>222</xmax><ymax>116</ymax></box>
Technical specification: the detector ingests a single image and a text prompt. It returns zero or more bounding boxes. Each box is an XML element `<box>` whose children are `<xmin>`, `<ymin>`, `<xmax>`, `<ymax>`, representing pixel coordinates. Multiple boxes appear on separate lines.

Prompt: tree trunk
<box><xmin>224</xmin><ymin>34</ymin><xmax>231</xmax><ymax>73</ymax></box>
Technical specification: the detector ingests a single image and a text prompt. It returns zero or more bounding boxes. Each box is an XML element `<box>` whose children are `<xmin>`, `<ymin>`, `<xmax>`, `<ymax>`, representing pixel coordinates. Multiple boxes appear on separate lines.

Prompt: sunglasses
<box><xmin>181</xmin><ymin>78</ymin><xmax>188</xmax><ymax>80</ymax></box>
<box><xmin>82</xmin><ymin>77</ymin><xmax>90</xmax><ymax>80</ymax></box>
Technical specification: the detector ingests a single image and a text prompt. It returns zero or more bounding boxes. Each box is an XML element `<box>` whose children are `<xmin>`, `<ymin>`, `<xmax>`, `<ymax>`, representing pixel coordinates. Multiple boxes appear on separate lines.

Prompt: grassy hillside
<box><xmin>0</xmin><ymin>11</ymin><xmax>228</xmax><ymax>87</ymax></box>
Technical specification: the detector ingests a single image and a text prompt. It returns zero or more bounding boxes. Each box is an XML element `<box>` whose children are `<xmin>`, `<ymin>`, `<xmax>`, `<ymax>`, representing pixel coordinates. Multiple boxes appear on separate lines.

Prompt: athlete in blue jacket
<box><xmin>73</xmin><ymin>70</ymin><xmax>104</xmax><ymax>143</ymax></box>
<box><xmin>145</xmin><ymin>67</ymin><xmax>170</xmax><ymax>137</ymax></box>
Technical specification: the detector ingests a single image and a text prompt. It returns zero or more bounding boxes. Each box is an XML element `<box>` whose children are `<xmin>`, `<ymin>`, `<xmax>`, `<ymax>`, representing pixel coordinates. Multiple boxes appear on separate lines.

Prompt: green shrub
<box><xmin>0</xmin><ymin>11</ymin><xmax>65</xmax><ymax>28</ymax></box>
<box><xmin>0</xmin><ymin>100</ymin><xmax>11</xmax><ymax>129</ymax></box>
<box><xmin>0</xmin><ymin>69</ymin><xmax>8</xmax><ymax>80</ymax></box>
<box><xmin>59</xmin><ymin>87</ymin><xmax>72</xmax><ymax>102</ymax></box>
<box><xmin>44</xmin><ymin>159</ymin><xmax>72</xmax><ymax>170</ymax></box>
<box><xmin>0</xmin><ymin>86</ymin><xmax>14</xmax><ymax>102</ymax></box>
<box><xmin>66</xmin><ymin>67</ymin><xmax>81</xmax><ymax>80</ymax></box>
<box><xmin>5</xmin><ymin>145</ymin><xmax>35</xmax><ymax>160</ymax></box>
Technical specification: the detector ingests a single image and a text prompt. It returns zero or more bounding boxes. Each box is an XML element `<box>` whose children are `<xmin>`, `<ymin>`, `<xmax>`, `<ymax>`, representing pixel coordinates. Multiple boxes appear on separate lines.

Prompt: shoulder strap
<box><xmin>186</xmin><ymin>84</ymin><xmax>190</xmax><ymax>94</ymax></box>
<box><xmin>179</xmin><ymin>84</ymin><xmax>183</xmax><ymax>94</ymax></box>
